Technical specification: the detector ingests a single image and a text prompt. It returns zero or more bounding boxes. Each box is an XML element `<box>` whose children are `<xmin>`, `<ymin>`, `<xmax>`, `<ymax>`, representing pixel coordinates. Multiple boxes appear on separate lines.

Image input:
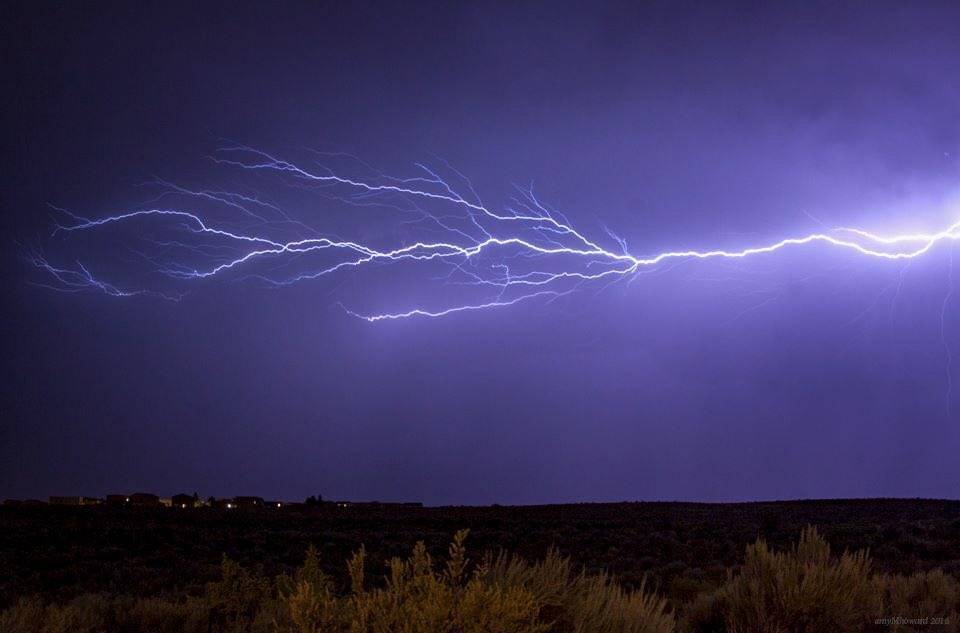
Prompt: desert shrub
<box><xmin>0</xmin><ymin>531</ymin><xmax>675</xmax><ymax>632</ymax></box>
<box><xmin>204</xmin><ymin>554</ymin><xmax>273</xmax><ymax>629</ymax></box>
<box><xmin>562</xmin><ymin>574</ymin><xmax>674</xmax><ymax>633</ymax></box>
<box><xmin>275</xmin><ymin>529</ymin><xmax>674</xmax><ymax>632</ymax></box>
<box><xmin>879</xmin><ymin>569</ymin><xmax>960</xmax><ymax>632</ymax></box>
<box><xmin>685</xmin><ymin>527</ymin><xmax>880</xmax><ymax>632</ymax></box>
<box><xmin>666</xmin><ymin>574</ymin><xmax>714</xmax><ymax>610</ymax></box>
<box><xmin>115</xmin><ymin>595</ymin><xmax>211</xmax><ymax>633</ymax></box>
<box><xmin>11</xmin><ymin>526</ymin><xmax>959</xmax><ymax>633</ymax></box>
<box><xmin>40</xmin><ymin>594</ymin><xmax>112</xmax><ymax>633</ymax></box>
<box><xmin>477</xmin><ymin>542</ymin><xmax>674</xmax><ymax>632</ymax></box>
<box><xmin>0</xmin><ymin>596</ymin><xmax>46</xmax><ymax>633</ymax></box>
<box><xmin>0</xmin><ymin>593</ymin><xmax>212</xmax><ymax>633</ymax></box>
<box><xmin>275</xmin><ymin>530</ymin><xmax>549</xmax><ymax>632</ymax></box>
<box><xmin>681</xmin><ymin>590</ymin><xmax>728</xmax><ymax>633</ymax></box>
<box><xmin>479</xmin><ymin>547</ymin><xmax>576</xmax><ymax>611</ymax></box>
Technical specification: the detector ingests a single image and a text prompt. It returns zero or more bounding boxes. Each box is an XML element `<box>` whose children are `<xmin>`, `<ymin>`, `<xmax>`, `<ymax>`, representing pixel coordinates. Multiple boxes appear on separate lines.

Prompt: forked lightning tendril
<box><xmin>28</xmin><ymin>146</ymin><xmax>960</xmax><ymax>321</ymax></box>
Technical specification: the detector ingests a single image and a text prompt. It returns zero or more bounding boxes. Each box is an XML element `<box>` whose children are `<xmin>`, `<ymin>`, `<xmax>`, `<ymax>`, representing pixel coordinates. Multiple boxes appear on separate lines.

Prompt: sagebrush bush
<box><xmin>3</xmin><ymin>527</ymin><xmax>958</xmax><ymax>633</ymax></box>
<box><xmin>277</xmin><ymin>529</ymin><xmax>673</xmax><ymax>632</ymax></box>
<box><xmin>880</xmin><ymin>569</ymin><xmax>960</xmax><ymax>632</ymax></box>
<box><xmin>0</xmin><ymin>529</ymin><xmax>675</xmax><ymax>632</ymax></box>
<box><xmin>682</xmin><ymin>527</ymin><xmax>959</xmax><ymax>633</ymax></box>
<box><xmin>0</xmin><ymin>593</ymin><xmax>214</xmax><ymax>633</ymax></box>
<box><xmin>723</xmin><ymin>527</ymin><xmax>879</xmax><ymax>632</ymax></box>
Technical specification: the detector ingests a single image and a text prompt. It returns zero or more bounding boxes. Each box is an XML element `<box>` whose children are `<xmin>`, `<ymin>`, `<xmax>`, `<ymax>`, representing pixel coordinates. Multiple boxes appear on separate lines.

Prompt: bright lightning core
<box><xmin>26</xmin><ymin>146</ymin><xmax>960</xmax><ymax>322</ymax></box>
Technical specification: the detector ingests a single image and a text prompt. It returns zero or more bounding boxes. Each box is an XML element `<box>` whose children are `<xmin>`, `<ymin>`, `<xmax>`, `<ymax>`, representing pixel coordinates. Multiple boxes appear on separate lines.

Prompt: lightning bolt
<box><xmin>27</xmin><ymin>147</ymin><xmax>960</xmax><ymax>323</ymax></box>
<box><xmin>942</xmin><ymin>247</ymin><xmax>955</xmax><ymax>417</ymax></box>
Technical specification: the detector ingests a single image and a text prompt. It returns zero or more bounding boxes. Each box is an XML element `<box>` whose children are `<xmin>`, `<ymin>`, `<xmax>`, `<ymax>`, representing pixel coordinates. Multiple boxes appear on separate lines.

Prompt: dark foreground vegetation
<box><xmin>2</xmin><ymin>499</ymin><xmax>959</xmax><ymax>631</ymax></box>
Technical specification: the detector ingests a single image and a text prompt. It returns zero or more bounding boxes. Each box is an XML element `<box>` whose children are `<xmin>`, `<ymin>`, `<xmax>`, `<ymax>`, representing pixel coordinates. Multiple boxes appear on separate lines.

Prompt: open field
<box><xmin>3</xmin><ymin>498</ymin><xmax>959</xmax><ymax>611</ymax></box>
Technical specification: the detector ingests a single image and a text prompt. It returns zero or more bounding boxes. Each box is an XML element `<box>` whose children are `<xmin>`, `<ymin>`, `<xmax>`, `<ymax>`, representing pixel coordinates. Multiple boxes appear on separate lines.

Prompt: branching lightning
<box><xmin>27</xmin><ymin>146</ymin><xmax>960</xmax><ymax>323</ymax></box>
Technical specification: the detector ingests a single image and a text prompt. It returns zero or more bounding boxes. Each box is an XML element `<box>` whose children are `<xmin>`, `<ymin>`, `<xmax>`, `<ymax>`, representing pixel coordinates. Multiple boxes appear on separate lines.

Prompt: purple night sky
<box><xmin>3</xmin><ymin>2</ymin><xmax>960</xmax><ymax>505</ymax></box>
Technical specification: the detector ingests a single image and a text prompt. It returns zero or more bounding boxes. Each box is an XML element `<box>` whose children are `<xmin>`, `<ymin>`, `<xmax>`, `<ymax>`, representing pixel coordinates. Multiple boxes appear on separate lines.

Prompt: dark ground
<box><xmin>2</xmin><ymin>499</ymin><xmax>959</xmax><ymax>609</ymax></box>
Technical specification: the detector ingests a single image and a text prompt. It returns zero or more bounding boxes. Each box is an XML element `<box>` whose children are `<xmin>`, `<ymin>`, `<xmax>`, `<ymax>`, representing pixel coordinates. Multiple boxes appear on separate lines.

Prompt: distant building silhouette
<box><xmin>209</xmin><ymin>496</ymin><xmax>266</xmax><ymax>509</ymax></box>
<box><xmin>329</xmin><ymin>500</ymin><xmax>423</xmax><ymax>509</ymax></box>
<box><xmin>129</xmin><ymin>493</ymin><xmax>159</xmax><ymax>507</ymax></box>
<box><xmin>171</xmin><ymin>494</ymin><xmax>195</xmax><ymax>509</ymax></box>
<box><xmin>5</xmin><ymin>493</ymin><xmax>421</xmax><ymax>511</ymax></box>
<box><xmin>232</xmin><ymin>496</ymin><xmax>264</xmax><ymax>509</ymax></box>
<box><xmin>49</xmin><ymin>496</ymin><xmax>79</xmax><ymax>506</ymax></box>
<box><xmin>49</xmin><ymin>496</ymin><xmax>102</xmax><ymax>506</ymax></box>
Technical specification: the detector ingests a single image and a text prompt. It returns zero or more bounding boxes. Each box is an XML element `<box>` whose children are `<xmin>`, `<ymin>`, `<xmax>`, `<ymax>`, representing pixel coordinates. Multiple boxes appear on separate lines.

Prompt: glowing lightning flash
<box><xmin>27</xmin><ymin>147</ymin><xmax>960</xmax><ymax>322</ymax></box>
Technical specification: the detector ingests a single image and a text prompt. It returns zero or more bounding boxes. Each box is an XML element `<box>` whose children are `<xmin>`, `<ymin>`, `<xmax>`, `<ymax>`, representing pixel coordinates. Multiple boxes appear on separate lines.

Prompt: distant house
<box><xmin>265</xmin><ymin>500</ymin><xmax>285</xmax><ymax>509</ymax></box>
<box><xmin>330</xmin><ymin>500</ymin><xmax>422</xmax><ymax>509</ymax></box>
<box><xmin>210</xmin><ymin>496</ymin><xmax>265</xmax><ymax>510</ymax></box>
<box><xmin>171</xmin><ymin>494</ymin><xmax>195</xmax><ymax>509</ymax></box>
<box><xmin>48</xmin><ymin>496</ymin><xmax>101</xmax><ymax>506</ymax></box>
<box><xmin>232</xmin><ymin>496</ymin><xmax>264</xmax><ymax>509</ymax></box>
<box><xmin>130</xmin><ymin>493</ymin><xmax>160</xmax><ymax>507</ymax></box>
<box><xmin>106</xmin><ymin>494</ymin><xmax>130</xmax><ymax>506</ymax></box>
<box><xmin>49</xmin><ymin>496</ymin><xmax>82</xmax><ymax>506</ymax></box>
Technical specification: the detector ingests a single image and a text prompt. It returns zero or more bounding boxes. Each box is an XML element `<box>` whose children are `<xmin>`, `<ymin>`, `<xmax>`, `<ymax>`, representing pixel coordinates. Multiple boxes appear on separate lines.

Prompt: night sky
<box><xmin>3</xmin><ymin>1</ymin><xmax>960</xmax><ymax>505</ymax></box>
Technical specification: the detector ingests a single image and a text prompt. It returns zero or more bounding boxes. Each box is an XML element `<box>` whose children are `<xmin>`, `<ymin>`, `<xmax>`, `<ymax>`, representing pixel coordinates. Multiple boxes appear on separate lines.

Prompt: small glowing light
<box><xmin>226</xmin><ymin>503</ymin><xmax>233</xmax><ymax>509</ymax></box>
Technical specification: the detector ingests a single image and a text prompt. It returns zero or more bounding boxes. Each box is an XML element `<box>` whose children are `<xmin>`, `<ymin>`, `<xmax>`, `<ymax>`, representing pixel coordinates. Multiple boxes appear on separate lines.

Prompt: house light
<box><xmin>226</xmin><ymin>503</ymin><xmax>234</xmax><ymax>509</ymax></box>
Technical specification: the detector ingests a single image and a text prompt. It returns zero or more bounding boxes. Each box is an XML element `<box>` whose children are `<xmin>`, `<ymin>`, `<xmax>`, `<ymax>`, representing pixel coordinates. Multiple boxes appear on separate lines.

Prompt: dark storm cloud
<box><xmin>2</xmin><ymin>1</ymin><xmax>959</xmax><ymax>503</ymax></box>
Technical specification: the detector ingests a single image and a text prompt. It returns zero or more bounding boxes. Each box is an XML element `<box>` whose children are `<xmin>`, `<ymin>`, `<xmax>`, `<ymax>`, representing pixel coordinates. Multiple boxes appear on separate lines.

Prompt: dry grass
<box><xmin>683</xmin><ymin>527</ymin><xmax>960</xmax><ymax>633</ymax></box>
<box><xmin>2</xmin><ymin>527</ymin><xmax>958</xmax><ymax>632</ymax></box>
